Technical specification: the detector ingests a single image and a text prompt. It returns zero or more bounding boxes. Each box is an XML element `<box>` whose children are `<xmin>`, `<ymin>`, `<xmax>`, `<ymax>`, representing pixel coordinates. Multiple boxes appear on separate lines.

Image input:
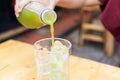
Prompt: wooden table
<box><xmin>0</xmin><ymin>40</ymin><xmax>120</xmax><ymax>80</ymax></box>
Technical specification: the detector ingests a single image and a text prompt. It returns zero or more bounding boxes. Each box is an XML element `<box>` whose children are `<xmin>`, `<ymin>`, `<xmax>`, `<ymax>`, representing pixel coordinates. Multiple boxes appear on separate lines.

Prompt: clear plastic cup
<box><xmin>33</xmin><ymin>38</ymin><xmax>72</xmax><ymax>80</ymax></box>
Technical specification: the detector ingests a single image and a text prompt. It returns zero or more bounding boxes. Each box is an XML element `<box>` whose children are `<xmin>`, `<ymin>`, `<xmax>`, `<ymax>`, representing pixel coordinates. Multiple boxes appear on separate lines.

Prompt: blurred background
<box><xmin>0</xmin><ymin>0</ymin><xmax>119</xmax><ymax>67</ymax></box>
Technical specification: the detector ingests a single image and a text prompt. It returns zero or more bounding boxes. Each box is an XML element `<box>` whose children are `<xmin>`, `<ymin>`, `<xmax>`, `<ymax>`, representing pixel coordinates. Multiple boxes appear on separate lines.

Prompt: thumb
<box><xmin>48</xmin><ymin>0</ymin><xmax>60</xmax><ymax>9</ymax></box>
<box><xmin>15</xmin><ymin>0</ymin><xmax>30</xmax><ymax>17</ymax></box>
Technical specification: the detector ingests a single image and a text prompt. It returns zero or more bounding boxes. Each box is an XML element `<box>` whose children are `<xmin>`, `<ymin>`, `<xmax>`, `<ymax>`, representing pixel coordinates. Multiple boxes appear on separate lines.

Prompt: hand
<box><xmin>15</xmin><ymin>0</ymin><xmax>30</xmax><ymax>17</ymax></box>
<box><xmin>15</xmin><ymin>0</ymin><xmax>59</xmax><ymax>17</ymax></box>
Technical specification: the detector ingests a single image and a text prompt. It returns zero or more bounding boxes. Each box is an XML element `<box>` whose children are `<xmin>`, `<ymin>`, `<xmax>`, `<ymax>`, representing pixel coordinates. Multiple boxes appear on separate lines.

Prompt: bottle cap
<box><xmin>41</xmin><ymin>9</ymin><xmax>57</xmax><ymax>24</ymax></box>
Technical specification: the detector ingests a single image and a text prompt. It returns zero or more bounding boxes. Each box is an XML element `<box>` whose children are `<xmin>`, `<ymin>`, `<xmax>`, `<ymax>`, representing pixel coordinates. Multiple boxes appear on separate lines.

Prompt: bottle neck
<box><xmin>41</xmin><ymin>9</ymin><xmax>57</xmax><ymax>24</ymax></box>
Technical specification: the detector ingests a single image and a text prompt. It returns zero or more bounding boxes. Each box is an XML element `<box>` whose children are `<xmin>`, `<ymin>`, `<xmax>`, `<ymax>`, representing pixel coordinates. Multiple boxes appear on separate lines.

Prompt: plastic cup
<box><xmin>33</xmin><ymin>38</ymin><xmax>72</xmax><ymax>80</ymax></box>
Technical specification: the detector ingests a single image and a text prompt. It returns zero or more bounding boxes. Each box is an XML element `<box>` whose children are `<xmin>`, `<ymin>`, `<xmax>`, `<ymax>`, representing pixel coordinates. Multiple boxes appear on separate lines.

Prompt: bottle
<box><xmin>17</xmin><ymin>1</ymin><xmax>57</xmax><ymax>29</ymax></box>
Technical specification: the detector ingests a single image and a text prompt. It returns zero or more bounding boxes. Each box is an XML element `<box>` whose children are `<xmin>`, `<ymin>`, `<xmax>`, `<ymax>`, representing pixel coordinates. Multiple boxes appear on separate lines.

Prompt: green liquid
<box><xmin>50</xmin><ymin>23</ymin><xmax>54</xmax><ymax>46</ymax></box>
<box><xmin>18</xmin><ymin>8</ymin><xmax>45</xmax><ymax>29</ymax></box>
<box><xmin>18</xmin><ymin>8</ymin><xmax>56</xmax><ymax>46</ymax></box>
<box><xmin>43</xmin><ymin>12</ymin><xmax>56</xmax><ymax>46</ymax></box>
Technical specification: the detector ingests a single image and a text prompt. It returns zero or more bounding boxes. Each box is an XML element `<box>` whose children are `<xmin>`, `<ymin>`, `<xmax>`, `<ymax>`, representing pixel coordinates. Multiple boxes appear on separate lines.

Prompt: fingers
<box><xmin>38</xmin><ymin>0</ymin><xmax>57</xmax><ymax>9</ymax></box>
<box><xmin>15</xmin><ymin>0</ymin><xmax>20</xmax><ymax>17</ymax></box>
<box><xmin>46</xmin><ymin>0</ymin><xmax>60</xmax><ymax>9</ymax></box>
<box><xmin>15</xmin><ymin>0</ymin><xmax>30</xmax><ymax>17</ymax></box>
<box><xmin>14</xmin><ymin>0</ymin><xmax>59</xmax><ymax>17</ymax></box>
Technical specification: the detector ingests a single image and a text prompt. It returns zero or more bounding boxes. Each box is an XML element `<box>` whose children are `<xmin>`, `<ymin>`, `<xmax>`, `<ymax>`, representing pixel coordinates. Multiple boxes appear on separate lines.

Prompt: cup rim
<box><xmin>33</xmin><ymin>37</ymin><xmax>72</xmax><ymax>49</ymax></box>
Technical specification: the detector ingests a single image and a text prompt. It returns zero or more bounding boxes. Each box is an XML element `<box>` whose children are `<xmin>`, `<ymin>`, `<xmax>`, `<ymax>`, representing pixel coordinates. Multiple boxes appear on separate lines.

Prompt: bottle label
<box><xmin>25</xmin><ymin>2</ymin><xmax>46</xmax><ymax>16</ymax></box>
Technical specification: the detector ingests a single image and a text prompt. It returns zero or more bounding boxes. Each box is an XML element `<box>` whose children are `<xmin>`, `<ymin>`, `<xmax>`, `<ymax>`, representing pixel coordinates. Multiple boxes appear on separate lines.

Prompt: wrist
<box><xmin>48</xmin><ymin>0</ymin><xmax>60</xmax><ymax>9</ymax></box>
<box><xmin>55</xmin><ymin>0</ymin><xmax>60</xmax><ymax>4</ymax></box>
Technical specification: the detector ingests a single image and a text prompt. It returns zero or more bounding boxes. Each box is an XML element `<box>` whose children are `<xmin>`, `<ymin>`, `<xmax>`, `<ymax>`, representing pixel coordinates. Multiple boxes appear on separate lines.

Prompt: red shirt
<box><xmin>100</xmin><ymin>0</ymin><xmax>120</xmax><ymax>48</ymax></box>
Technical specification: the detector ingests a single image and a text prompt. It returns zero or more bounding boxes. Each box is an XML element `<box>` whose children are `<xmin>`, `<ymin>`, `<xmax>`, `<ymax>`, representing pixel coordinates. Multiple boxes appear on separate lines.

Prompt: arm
<box><xmin>57</xmin><ymin>0</ymin><xmax>102</xmax><ymax>9</ymax></box>
<box><xmin>15</xmin><ymin>0</ymin><xmax>59</xmax><ymax>17</ymax></box>
<box><xmin>15</xmin><ymin>0</ymin><xmax>102</xmax><ymax>17</ymax></box>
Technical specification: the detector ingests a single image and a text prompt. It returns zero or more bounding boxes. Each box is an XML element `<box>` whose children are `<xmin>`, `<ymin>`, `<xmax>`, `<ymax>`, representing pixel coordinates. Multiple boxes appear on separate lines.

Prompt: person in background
<box><xmin>15</xmin><ymin>0</ymin><xmax>120</xmax><ymax>53</ymax></box>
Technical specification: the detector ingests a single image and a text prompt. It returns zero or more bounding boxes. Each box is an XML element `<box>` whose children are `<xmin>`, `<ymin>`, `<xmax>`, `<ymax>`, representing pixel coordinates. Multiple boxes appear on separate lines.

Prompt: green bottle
<box><xmin>17</xmin><ymin>1</ymin><xmax>57</xmax><ymax>29</ymax></box>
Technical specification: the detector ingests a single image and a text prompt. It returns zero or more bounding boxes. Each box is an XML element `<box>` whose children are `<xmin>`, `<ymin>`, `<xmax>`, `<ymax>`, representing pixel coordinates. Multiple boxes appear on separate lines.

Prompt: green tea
<box><xmin>17</xmin><ymin>2</ymin><xmax>57</xmax><ymax>46</ymax></box>
<box><xmin>42</xmin><ymin>11</ymin><xmax>56</xmax><ymax>46</ymax></box>
<box><xmin>18</xmin><ymin>8</ymin><xmax>45</xmax><ymax>29</ymax></box>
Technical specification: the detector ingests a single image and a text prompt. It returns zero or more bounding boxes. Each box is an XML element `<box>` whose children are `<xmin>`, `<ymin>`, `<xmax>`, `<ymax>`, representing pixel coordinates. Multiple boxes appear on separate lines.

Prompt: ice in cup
<box><xmin>33</xmin><ymin>38</ymin><xmax>72</xmax><ymax>80</ymax></box>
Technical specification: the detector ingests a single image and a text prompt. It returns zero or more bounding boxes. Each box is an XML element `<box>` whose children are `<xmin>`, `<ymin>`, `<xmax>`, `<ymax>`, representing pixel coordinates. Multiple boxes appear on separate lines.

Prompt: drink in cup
<box><xmin>33</xmin><ymin>38</ymin><xmax>71</xmax><ymax>80</ymax></box>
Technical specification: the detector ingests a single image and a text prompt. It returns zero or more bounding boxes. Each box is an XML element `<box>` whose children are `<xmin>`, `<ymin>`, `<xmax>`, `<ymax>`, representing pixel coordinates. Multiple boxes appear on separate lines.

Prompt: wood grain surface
<box><xmin>0</xmin><ymin>40</ymin><xmax>120</xmax><ymax>80</ymax></box>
